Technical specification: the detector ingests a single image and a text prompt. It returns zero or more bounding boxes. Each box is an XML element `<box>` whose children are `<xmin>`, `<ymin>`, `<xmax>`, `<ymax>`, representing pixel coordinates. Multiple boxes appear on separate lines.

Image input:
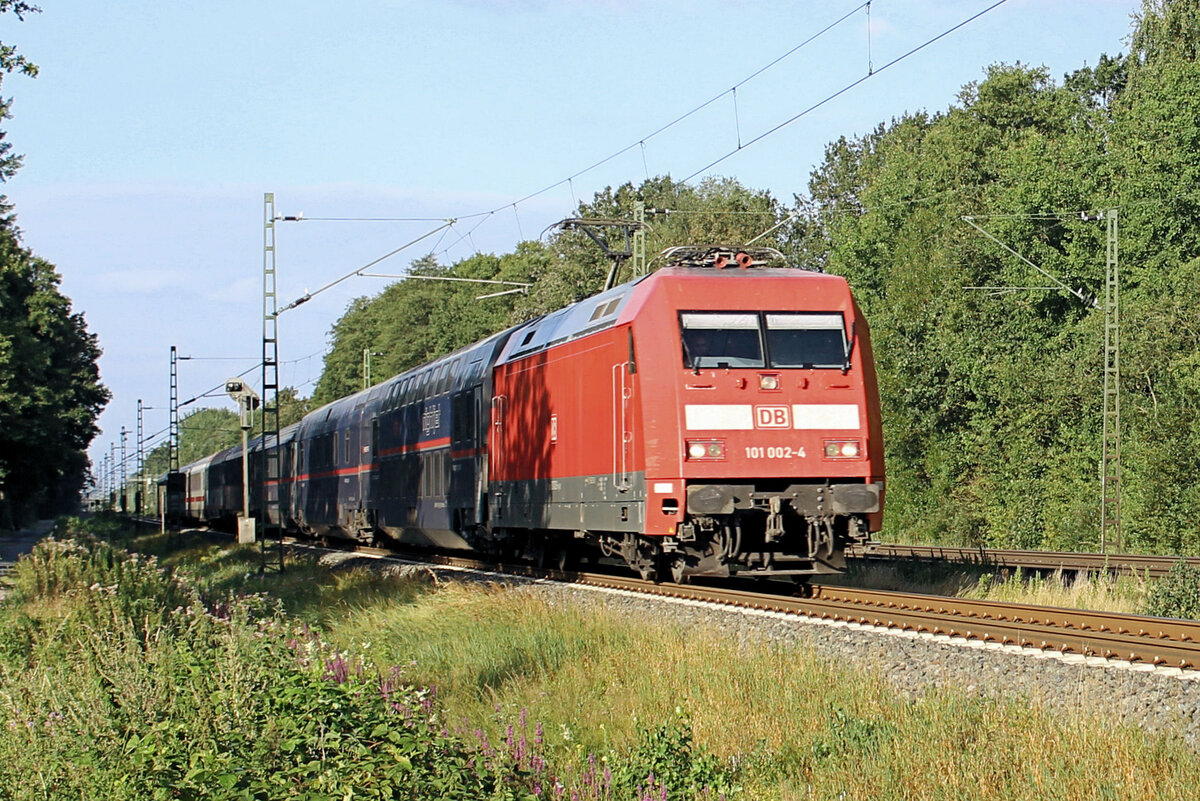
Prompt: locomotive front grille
<box><xmin>686</xmin><ymin>481</ymin><xmax>881</xmax><ymax>517</ymax></box>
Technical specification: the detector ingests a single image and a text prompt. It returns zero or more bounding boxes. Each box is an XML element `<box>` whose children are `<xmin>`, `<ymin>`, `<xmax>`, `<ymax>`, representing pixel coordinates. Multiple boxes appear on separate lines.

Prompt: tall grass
<box><xmin>836</xmin><ymin>560</ymin><xmax>1149</xmax><ymax>615</ymax></box>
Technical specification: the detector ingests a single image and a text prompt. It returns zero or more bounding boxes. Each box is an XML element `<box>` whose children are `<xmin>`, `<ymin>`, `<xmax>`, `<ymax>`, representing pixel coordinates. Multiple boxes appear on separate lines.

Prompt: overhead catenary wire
<box><xmin>682</xmin><ymin>0</ymin><xmax>1010</xmax><ymax>183</ymax></box>
<box><xmin>961</xmin><ymin>215</ymin><xmax>1098</xmax><ymax>307</ymax></box>
<box><xmin>279</xmin><ymin>221</ymin><xmax>455</xmax><ymax>312</ymax></box>
<box><xmin>105</xmin><ymin>4</ymin><xmax>1014</xmax><ymax>467</ymax></box>
<box><xmin>425</xmin><ymin>1</ymin><xmax>1007</xmax><ymax>260</ymax></box>
<box><xmin>433</xmin><ymin>2</ymin><xmax>872</xmax><ymax>259</ymax></box>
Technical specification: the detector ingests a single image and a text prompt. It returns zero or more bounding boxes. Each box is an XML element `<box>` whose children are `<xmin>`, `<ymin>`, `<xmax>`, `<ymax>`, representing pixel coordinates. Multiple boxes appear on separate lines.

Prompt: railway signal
<box><xmin>225</xmin><ymin>378</ymin><xmax>260</xmax><ymax>544</ymax></box>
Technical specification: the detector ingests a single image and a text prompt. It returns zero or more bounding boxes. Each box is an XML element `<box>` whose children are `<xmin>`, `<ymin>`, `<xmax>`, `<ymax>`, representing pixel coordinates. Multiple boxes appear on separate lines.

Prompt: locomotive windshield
<box><xmin>764</xmin><ymin>313</ymin><xmax>847</xmax><ymax>369</ymax></box>
<box><xmin>680</xmin><ymin>311</ymin><xmax>849</xmax><ymax>369</ymax></box>
<box><xmin>680</xmin><ymin>313</ymin><xmax>764</xmax><ymax>368</ymax></box>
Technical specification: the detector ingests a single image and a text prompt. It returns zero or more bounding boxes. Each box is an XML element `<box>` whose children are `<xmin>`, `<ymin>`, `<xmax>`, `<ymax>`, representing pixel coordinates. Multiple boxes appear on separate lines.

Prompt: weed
<box><xmin>1143</xmin><ymin>560</ymin><xmax>1200</xmax><ymax>619</ymax></box>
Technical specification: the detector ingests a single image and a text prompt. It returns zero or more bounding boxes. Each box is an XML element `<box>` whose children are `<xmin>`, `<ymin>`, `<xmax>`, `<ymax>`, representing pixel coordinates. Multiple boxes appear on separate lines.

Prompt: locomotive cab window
<box><xmin>765</xmin><ymin>313</ymin><xmax>848</xmax><ymax>369</ymax></box>
<box><xmin>680</xmin><ymin>312</ymin><xmax>764</xmax><ymax>369</ymax></box>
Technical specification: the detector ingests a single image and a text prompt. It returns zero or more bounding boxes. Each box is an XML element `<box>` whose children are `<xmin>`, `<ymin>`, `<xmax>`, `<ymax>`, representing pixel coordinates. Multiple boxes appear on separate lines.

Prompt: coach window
<box><xmin>679</xmin><ymin>312</ymin><xmax>764</xmax><ymax>369</ymax></box>
<box><xmin>764</xmin><ymin>313</ymin><xmax>847</xmax><ymax>369</ymax></box>
<box><xmin>344</xmin><ymin>431</ymin><xmax>351</xmax><ymax>464</ymax></box>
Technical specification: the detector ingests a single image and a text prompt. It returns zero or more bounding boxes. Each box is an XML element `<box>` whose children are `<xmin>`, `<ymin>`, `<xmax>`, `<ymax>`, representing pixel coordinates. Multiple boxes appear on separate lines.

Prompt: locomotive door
<box><xmin>612</xmin><ymin>362</ymin><xmax>634</xmax><ymax>491</ymax></box>
<box><xmin>490</xmin><ymin>394</ymin><xmax>506</xmax><ymax>476</ymax></box>
<box><xmin>489</xmin><ymin>393</ymin><xmax>507</xmax><ymax>525</ymax></box>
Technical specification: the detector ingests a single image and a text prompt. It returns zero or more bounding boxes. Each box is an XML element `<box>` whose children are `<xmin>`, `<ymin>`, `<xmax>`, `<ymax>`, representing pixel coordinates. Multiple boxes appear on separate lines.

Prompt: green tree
<box><xmin>516</xmin><ymin>175</ymin><xmax>786</xmax><ymax>318</ymax></box>
<box><xmin>805</xmin><ymin>62</ymin><xmax>1112</xmax><ymax>549</ymax></box>
<box><xmin>1103</xmin><ymin>0</ymin><xmax>1200</xmax><ymax>552</ymax></box>
<box><xmin>139</xmin><ymin>387</ymin><xmax>310</xmax><ymax>483</ymax></box>
<box><xmin>798</xmin><ymin>0</ymin><xmax>1200</xmax><ymax>555</ymax></box>
<box><xmin>312</xmin><ymin>176</ymin><xmax>790</xmax><ymax>406</ymax></box>
<box><xmin>0</xmin><ymin>235</ymin><xmax>109</xmax><ymax>526</ymax></box>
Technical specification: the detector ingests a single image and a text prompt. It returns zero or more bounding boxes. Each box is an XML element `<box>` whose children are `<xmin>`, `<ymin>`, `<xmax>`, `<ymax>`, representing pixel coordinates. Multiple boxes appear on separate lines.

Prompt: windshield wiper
<box><xmin>842</xmin><ymin>321</ymin><xmax>857</xmax><ymax>374</ymax></box>
<box><xmin>681</xmin><ymin>335</ymin><xmax>700</xmax><ymax>374</ymax></box>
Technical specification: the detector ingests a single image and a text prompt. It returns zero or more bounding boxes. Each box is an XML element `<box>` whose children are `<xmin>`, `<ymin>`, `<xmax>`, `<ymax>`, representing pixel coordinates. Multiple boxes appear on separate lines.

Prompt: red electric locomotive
<box><xmin>172</xmin><ymin>246</ymin><xmax>883</xmax><ymax>582</ymax></box>
<box><xmin>488</xmin><ymin>246</ymin><xmax>883</xmax><ymax>581</ymax></box>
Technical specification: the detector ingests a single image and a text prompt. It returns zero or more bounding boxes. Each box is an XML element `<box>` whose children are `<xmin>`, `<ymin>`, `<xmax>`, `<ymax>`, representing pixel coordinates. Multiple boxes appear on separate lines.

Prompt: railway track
<box><xmin>295</xmin><ymin>543</ymin><xmax>1200</xmax><ymax>673</ymax></box>
<box><xmin>847</xmin><ymin>543</ymin><xmax>1200</xmax><ymax>579</ymax></box>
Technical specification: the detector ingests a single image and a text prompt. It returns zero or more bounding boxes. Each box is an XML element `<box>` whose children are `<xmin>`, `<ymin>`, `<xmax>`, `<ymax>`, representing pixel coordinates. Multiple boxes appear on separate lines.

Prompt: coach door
<box><xmin>367</xmin><ymin>415</ymin><xmax>380</xmax><ymax>520</ymax></box>
<box><xmin>473</xmin><ymin>386</ymin><xmax>486</xmax><ymax>524</ymax></box>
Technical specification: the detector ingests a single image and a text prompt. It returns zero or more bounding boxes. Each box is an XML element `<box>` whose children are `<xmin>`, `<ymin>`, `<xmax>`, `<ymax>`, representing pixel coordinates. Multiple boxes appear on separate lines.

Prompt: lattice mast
<box><xmin>119</xmin><ymin>427</ymin><xmax>128</xmax><ymax>512</ymax></box>
<box><xmin>260</xmin><ymin>192</ymin><xmax>284</xmax><ymax>572</ymax></box>
<box><xmin>1100</xmin><ymin>209</ymin><xmax>1122</xmax><ymax>552</ymax></box>
<box><xmin>169</xmin><ymin>346</ymin><xmax>179</xmax><ymax>473</ymax></box>
<box><xmin>136</xmin><ymin>399</ymin><xmax>145</xmax><ymax>517</ymax></box>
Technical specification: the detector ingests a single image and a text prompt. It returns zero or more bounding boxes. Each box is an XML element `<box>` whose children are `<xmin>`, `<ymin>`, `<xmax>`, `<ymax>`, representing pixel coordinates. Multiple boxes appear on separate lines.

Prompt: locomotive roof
<box><xmin>495</xmin><ymin>261</ymin><xmax>840</xmax><ymax>365</ymax></box>
<box><xmin>497</xmin><ymin>280</ymin><xmax>638</xmax><ymax>365</ymax></box>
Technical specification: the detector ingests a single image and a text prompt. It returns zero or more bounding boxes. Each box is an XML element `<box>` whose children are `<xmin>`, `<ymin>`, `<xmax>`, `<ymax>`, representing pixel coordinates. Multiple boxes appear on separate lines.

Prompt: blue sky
<box><xmin>0</xmin><ymin>0</ymin><xmax>1141</xmax><ymax>481</ymax></box>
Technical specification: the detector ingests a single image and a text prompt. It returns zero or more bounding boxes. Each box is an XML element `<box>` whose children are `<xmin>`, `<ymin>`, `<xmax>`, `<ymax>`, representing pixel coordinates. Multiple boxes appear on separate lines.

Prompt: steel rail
<box><xmin>847</xmin><ymin>543</ymin><xmax>1200</xmax><ymax>578</ymax></box>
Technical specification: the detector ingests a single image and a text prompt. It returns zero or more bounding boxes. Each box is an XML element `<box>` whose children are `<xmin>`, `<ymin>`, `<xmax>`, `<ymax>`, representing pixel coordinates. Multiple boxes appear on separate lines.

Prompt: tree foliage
<box><xmin>0</xmin><ymin>1</ymin><xmax>38</xmax><ymax>183</ymax></box>
<box><xmin>0</xmin><ymin>3</ymin><xmax>109</xmax><ymax>526</ymax></box>
<box><xmin>310</xmin><ymin>245</ymin><xmax>549</xmax><ymax>405</ymax></box>
<box><xmin>0</xmin><ymin>227</ymin><xmax>109</xmax><ymax>526</ymax></box>
<box><xmin>139</xmin><ymin>388</ymin><xmax>311</xmax><ymax>481</ymax></box>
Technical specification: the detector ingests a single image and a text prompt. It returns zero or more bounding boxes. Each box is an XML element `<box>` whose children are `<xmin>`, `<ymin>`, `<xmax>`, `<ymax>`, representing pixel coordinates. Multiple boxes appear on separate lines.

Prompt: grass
<box><xmin>5</xmin><ymin>515</ymin><xmax>1199</xmax><ymax>799</ymax></box>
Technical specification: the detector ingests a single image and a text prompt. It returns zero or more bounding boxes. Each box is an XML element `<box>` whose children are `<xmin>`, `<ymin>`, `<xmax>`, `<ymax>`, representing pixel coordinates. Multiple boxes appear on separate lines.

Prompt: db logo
<box><xmin>755</xmin><ymin>406</ymin><xmax>790</xmax><ymax>429</ymax></box>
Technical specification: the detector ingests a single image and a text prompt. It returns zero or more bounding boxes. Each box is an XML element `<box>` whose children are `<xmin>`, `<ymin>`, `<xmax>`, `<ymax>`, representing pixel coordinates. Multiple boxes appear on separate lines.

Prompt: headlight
<box><xmin>759</xmin><ymin>373</ymin><xmax>780</xmax><ymax>390</ymax></box>
<box><xmin>824</xmin><ymin>440</ymin><xmax>862</xmax><ymax>458</ymax></box>
<box><xmin>686</xmin><ymin>440</ymin><xmax>726</xmax><ymax>460</ymax></box>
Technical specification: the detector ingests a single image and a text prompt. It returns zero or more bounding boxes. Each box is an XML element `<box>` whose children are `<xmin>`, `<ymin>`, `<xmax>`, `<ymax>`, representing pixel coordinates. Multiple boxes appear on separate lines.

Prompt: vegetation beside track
<box><xmin>834</xmin><ymin>556</ymin><xmax>1200</xmax><ymax>621</ymax></box>
<box><xmin>3</xmin><ymin>515</ymin><xmax>1200</xmax><ymax>799</ymax></box>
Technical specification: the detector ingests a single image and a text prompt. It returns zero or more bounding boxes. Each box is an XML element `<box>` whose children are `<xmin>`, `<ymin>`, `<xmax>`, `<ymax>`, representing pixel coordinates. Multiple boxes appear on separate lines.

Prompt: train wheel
<box><xmin>555</xmin><ymin>541</ymin><xmax>577</xmax><ymax>572</ymax></box>
<box><xmin>668</xmin><ymin>555</ymin><xmax>688</xmax><ymax>584</ymax></box>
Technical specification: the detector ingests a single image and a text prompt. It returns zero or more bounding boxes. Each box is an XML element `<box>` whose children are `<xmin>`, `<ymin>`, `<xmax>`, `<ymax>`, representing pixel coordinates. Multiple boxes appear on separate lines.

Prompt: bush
<box><xmin>610</xmin><ymin>711</ymin><xmax>737</xmax><ymax>799</ymax></box>
<box><xmin>0</xmin><ymin>530</ymin><xmax>548</xmax><ymax>799</ymax></box>
<box><xmin>1143</xmin><ymin>561</ymin><xmax>1200</xmax><ymax>620</ymax></box>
